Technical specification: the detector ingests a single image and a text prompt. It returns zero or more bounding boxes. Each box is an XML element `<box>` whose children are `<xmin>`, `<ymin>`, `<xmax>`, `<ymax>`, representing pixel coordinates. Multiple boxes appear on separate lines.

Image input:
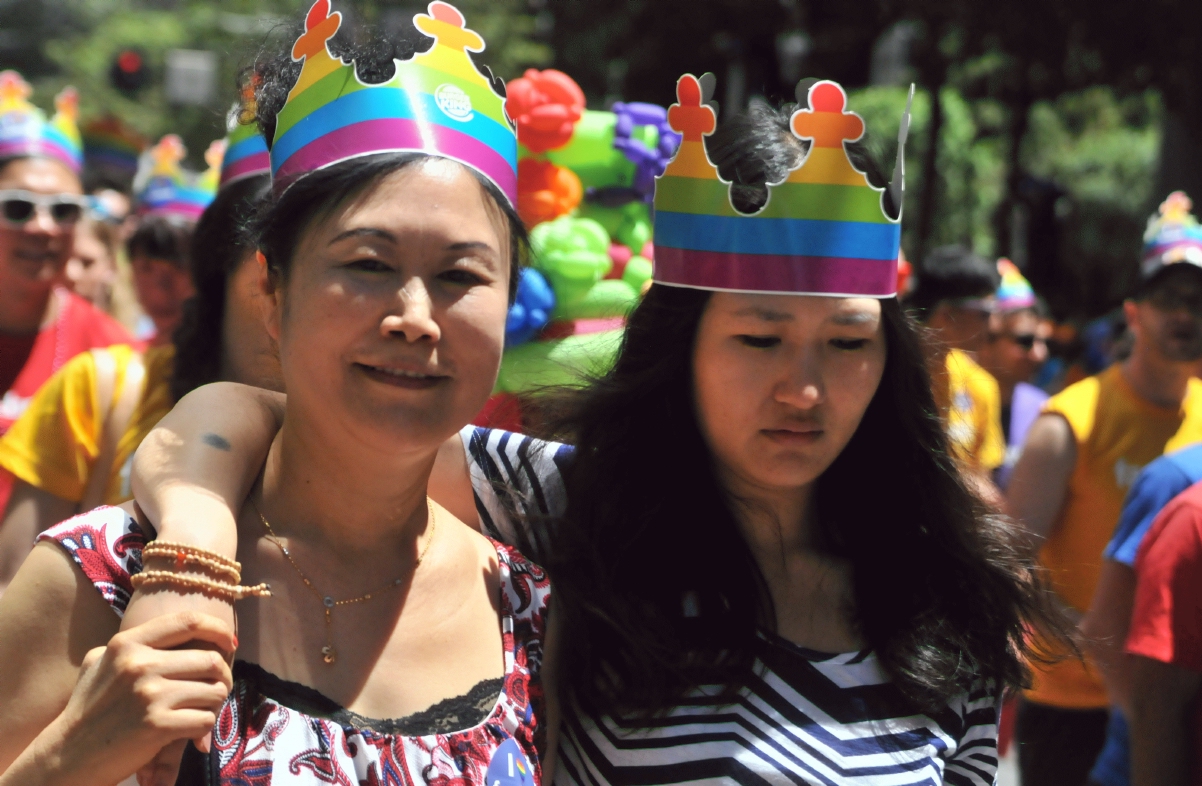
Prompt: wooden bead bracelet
<box><xmin>142</xmin><ymin>541</ymin><xmax>242</xmax><ymax>584</ymax></box>
<box><xmin>131</xmin><ymin>569</ymin><xmax>271</xmax><ymax>602</ymax></box>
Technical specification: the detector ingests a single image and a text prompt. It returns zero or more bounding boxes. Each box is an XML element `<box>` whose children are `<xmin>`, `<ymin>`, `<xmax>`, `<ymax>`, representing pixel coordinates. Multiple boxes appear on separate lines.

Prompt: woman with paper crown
<box><xmin>73</xmin><ymin>68</ymin><xmax>1061</xmax><ymax>785</ymax></box>
<box><xmin>0</xmin><ymin>4</ymin><xmax>552</xmax><ymax>785</ymax></box>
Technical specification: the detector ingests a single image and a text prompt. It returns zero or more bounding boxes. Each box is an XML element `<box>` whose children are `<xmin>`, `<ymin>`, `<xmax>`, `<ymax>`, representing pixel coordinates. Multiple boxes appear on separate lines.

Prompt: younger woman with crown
<box><xmin>0</xmin><ymin>7</ymin><xmax>1060</xmax><ymax>786</ymax></box>
<box><xmin>0</xmin><ymin>3</ymin><xmax>552</xmax><ymax>784</ymax></box>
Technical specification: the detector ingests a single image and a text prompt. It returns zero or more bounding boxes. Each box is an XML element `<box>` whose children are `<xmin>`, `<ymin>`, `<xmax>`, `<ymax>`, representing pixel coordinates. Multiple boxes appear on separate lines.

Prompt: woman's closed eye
<box><xmin>344</xmin><ymin>257</ymin><xmax>393</xmax><ymax>273</ymax></box>
<box><xmin>830</xmin><ymin>337</ymin><xmax>870</xmax><ymax>351</ymax></box>
<box><xmin>438</xmin><ymin>267</ymin><xmax>489</xmax><ymax>286</ymax></box>
<box><xmin>737</xmin><ymin>335</ymin><xmax>781</xmax><ymax>349</ymax></box>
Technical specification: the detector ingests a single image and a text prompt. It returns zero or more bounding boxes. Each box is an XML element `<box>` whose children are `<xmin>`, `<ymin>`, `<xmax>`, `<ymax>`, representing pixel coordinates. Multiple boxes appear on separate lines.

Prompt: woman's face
<box><xmin>265</xmin><ymin>158</ymin><xmax>510</xmax><ymax>451</ymax></box>
<box><xmin>692</xmin><ymin>292</ymin><xmax>887</xmax><ymax>495</ymax></box>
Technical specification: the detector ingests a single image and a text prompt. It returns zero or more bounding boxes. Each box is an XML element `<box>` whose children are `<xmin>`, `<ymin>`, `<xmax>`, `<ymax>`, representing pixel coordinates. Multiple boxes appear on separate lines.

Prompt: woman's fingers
<box><xmin>114</xmin><ymin>611</ymin><xmax>235</xmax><ymax>656</ymax></box>
<box><xmin>147</xmin><ymin>647</ymin><xmax>232</xmax><ymax>690</ymax></box>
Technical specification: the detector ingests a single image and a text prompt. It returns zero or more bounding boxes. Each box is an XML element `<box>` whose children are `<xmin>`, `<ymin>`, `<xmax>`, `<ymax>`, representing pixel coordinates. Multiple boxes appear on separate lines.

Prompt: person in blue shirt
<box><xmin>1080</xmin><ymin>442</ymin><xmax>1202</xmax><ymax>786</ymax></box>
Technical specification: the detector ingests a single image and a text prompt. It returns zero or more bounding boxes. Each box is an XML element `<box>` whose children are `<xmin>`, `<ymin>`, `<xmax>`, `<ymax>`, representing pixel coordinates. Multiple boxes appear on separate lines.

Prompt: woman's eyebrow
<box><xmin>447</xmin><ymin>240</ymin><xmax>497</xmax><ymax>254</ymax></box>
<box><xmin>829</xmin><ymin>311</ymin><xmax>877</xmax><ymax>326</ymax></box>
<box><xmin>732</xmin><ymin>306</ymin><xmax>792</xmax><ymax>322</ymax></box>
<box><xmin>328</xmin><ymin>227</ymin><xmax>396</xmax><ymax>246</ymax></box>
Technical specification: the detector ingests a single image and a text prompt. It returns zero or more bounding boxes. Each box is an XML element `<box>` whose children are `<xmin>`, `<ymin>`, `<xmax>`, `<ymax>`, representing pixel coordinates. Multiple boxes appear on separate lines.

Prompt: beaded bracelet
<box><xmin>142</xmin><ymin>541</ymin><xmax>242</xmax><ymax>584</ymax></box>
<box><xmin>131</xmin><ymin>569</ymin><xmax>271</xmax><ymax>602</ymax></box>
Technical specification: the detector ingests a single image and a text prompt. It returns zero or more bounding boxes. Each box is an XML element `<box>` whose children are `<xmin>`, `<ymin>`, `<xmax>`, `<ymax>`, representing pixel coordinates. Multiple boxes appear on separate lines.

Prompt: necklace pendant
<box><xmin>321</xmin><ymin>644</ymin><xmax>337</xmax><ymax>665</ymax></box>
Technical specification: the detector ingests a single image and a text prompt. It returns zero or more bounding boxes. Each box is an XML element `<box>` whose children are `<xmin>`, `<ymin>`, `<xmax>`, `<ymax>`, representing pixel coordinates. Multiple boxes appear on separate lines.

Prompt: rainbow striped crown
<box><xmin>1143</xmin><ymin>191</ymin><xmax>1202</xmax><ymax>275</ymax></box>
<box><xmin>82</xmin><ymin>114</ymin><xmax>145</xmax><ymax>180</ymax></box>
<box><xmin>996</xmin><ymin>258</ymin><xmax>1036</xmax><ymax>311</ymax></box>
<box><xmin>269</xmin><ymin>0</ymin><xmax>517</xmax><ymax>203</ymax></box>
<box><xmin>134</xmin><ymin>135</ymin><xmax>218</xmax><ymax>221</ymax></box>
<box><xmin>0</xmin><ymin>71</ymin><xmax>83</xmax><ymax>175</ymax></box>
<box><xmin>221</xmin><ymin>100</ymin><xmax>271</xmax><ymax>188</ymax></box>
<box><xmin>653</xmin><ymin>75</ymin><xmax>911</xmax><ymax>297</ymax></box>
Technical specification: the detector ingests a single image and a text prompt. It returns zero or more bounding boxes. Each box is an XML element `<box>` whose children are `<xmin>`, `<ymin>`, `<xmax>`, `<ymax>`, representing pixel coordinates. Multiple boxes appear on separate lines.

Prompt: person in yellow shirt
<box><xmin>1007</xmin><ymin>202</ymin><xmax>1202</xmax><ymax>786</ymax></box>
<box><xmin>0</xmin><ymin>169</ymin><xmax>280</xmax><ymax>593</ymax></box>
<box><xmin>906</xmin><ymin>245</ymin><xmax>1006</xmax><ymax>475</ymax></box>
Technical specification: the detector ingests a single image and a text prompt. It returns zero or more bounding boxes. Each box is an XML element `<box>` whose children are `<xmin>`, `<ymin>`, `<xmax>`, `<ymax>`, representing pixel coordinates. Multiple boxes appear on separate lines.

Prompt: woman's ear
<box><xmin>256</xmin><ymin>250</ymin><xmax>284</xmax><ymax>344</ymax></box>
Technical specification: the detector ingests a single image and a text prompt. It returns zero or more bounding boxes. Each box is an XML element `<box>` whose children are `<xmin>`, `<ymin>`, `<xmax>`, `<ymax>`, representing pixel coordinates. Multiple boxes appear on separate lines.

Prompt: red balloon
<box><xmin>506</xmin><ymin>69</ymin><xmax>585</xmax><ymax>153</ymax></box>
<box><xmin>517</xmin><ymin>159</ymin><xmax>583</xmax><ymax>228</ymax></box>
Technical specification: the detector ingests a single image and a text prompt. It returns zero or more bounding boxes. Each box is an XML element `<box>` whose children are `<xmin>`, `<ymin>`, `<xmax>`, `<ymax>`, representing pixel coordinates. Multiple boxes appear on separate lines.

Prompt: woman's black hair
<box><xmin>249</xmin><ymin>22</ymin><xmax>525</xmax><ymax>296</ymax></box>
<box><xmin>548</xmin><ymin>100</ymin><xmax>1062</xmax><ymax>716</ymax></box>
<box><xmin>127</xmin><ymin>214</ymin><xmax>192</xmax><ymax>266</ymax></box>
<box><xmin>169</xmin><ymin>174</ymin><xmax>271</xmax><ymax>402</ymax></box>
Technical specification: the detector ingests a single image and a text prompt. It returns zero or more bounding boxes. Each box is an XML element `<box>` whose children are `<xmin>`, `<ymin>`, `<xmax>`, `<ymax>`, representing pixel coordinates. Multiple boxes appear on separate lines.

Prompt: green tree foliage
<box><xmin>28</xmin><ymin>0</ymin><xmax>549</xmax><ymax>170</ymax></box>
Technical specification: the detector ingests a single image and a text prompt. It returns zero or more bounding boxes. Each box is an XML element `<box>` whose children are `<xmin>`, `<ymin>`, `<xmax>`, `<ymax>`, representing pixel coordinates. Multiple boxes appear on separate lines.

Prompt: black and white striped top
<box><xmin>460</xmin><ymin>426</ymin><xmax>1001</xmax><ymax>786</ymax></box>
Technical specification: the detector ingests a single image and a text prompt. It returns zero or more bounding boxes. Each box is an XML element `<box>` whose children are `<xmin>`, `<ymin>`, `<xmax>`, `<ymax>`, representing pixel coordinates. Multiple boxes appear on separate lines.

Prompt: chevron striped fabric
<box><xmin>460</xmin><ymin>426</ymin><xmax>1002</xmax><ymax>785</ymax></box>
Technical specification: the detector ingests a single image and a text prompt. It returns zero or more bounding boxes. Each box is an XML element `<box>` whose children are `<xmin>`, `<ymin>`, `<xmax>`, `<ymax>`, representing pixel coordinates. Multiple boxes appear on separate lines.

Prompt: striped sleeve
<box><xmin>460</xmin><ymin>426</ymin><xmax>573</xmax><ymax>562</ymax></box>
<box><xmin>943</xmin><ymin>681</ymin><xmax>1002</xmax><ymax>786</ymax></box>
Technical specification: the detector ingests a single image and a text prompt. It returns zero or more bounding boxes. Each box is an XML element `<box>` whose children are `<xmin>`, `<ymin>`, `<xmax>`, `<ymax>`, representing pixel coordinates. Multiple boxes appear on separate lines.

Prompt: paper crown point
<box><xmin>151</xmin><ymin>134</ymin><xmax>187</xmax><ymax>177</ymax></box>
<box><xmin>415</xmin><ymin>1</ymin><xmax>485</xmax><ymax>53</ymax></box>
<box><xmin>0</xmin><ymin>71</ymin><xmax>31</xmax><ymax>108</ymax></box>
<box><xmin>1160</xmin><ymin>191</ymin><xmax>1193</xmax><ymax>223</ymax></box>
<box><xmin>792</xmin><ymin>81</ymin><xmax>864</xmax><ymax>148</ymax></box>
<box><xmin>294</xmin><ymin>0</ymin><xmax>341</xmax><ymax>61</ymax></box>
<box><xmin>667</xmin><ymin>74</ymin><xmax>716</xmax><ymax>141</ymax></box>
<box><xmin>54</xmin><ymin>87</ymin><xmax>78</xmax><ymax>122</ymax></box>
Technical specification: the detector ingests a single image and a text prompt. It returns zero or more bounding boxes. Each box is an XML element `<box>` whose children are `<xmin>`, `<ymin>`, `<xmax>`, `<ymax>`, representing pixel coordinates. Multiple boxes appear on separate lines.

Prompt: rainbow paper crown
<box><xmin>996</xmin><ymin>258</ymin><xmax>1036</xmax><ymax>312</ymax></box>
<box><xmin>82</xmin><ymin>114</ymin><xmax>145</xmax><ymax>180</ymax></box>
<box><xmin>269</xmin><ymin>0</ymin><xmax>517</xmax><ymax>203</ymax></box>
<box><xmin>133</xmin><ymin>135</ymin><xmax>219</xmax><ymax>221</ymax></box>
<box><xmin>653</xmin><ymin>74</ymin><xmax>911</xmax><ymax>297</ymax></box>
<box><xmin>1142</xmin><ymin>191</ymin><xmax>1202</xmax><ymax>276</ymax></box>
<box><xmin>0</xmin><ymin>71</ymin><xmax>83</xmax><ymax>174</ymax></box>
<box><xmin>221</xmin><ymin>100</ymin><xmax>271</xmax><ymax>188</ymax></box>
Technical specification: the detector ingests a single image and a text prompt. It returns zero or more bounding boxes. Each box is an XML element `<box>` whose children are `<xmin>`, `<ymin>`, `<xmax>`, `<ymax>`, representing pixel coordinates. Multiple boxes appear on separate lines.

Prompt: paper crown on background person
<box><xmin>1142</xmin><ymin>191</ymin><xmax>1202</xmax><ymax>277</ymax></box>
<box><xmin>82</xmin><ymin>114</ymin><xmax>146</xmax><ymax>181</ymax></box>
<box><xmin>652</xmin><ymin>74</ymin><xmax>911</xmax><ymax>297</ymax></box>
<box><xmin>268</xmin><ymin>0</ymin><xmax>517</xmax><ymax>203</ymax></box>
<box><xmin>995</xmin><ymin>258</ymin><xmax>1037</xmax><ymax>312</ymax></box>
<box><xmin>0</xmin><ymin>71</ymin><xmax>83</xmax><ymax>175</ymax></box>
<box><xmin>220</xmin><ymin>98</ymin><xmax>271</xmax><ymax>188</ymax></box>
<box><xmin>133</xmin><ymin>134</ymin><xmax>218</xmax><ymax>221</ymax></box>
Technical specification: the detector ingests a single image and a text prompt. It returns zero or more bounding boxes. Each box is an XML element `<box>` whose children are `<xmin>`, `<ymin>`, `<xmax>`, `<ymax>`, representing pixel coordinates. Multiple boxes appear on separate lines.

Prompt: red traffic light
<box><xmin>111</xmin><ymin>48</ymin><xmax>149</xmax><ymax>94</ymax></box>
<box><xmin>117</xmin><ymin>50</ymin><xmax>142</xmax><ymax>73</ymax></box>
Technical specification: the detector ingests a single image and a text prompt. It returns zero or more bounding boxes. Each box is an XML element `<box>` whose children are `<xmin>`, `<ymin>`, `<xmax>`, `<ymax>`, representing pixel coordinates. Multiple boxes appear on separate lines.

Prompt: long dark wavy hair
<box><xmin>548</xmin><ymin>100</ymin><xmax>1062</xmax><ymax>716</ymax></box>
<box><xmin>169</xmin><ymin>174</ymin><xmax>271</xmax><ymax>402</ymax></box>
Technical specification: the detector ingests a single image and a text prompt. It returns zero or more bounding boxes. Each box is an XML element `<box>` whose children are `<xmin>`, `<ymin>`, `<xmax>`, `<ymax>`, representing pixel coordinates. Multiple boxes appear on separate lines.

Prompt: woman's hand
<box><xmin>39</xmin><ymin>612</ymin><xmax>234</xmax><ymax>786</ymax></box>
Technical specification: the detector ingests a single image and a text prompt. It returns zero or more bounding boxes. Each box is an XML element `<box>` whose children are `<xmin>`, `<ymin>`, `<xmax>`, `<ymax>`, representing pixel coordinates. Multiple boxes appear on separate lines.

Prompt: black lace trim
<box><xmin>234</xmin><ymin>660</ymin><xmax>505</xmax><ymax>736</ymax></box>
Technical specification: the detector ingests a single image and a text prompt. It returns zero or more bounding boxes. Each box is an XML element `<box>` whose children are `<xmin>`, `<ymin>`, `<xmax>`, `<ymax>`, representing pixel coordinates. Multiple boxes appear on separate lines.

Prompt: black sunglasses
<box><xmin>0</xmin><ymin>189</ymin><xmax>87</xmax><ymax>228</ymax></box>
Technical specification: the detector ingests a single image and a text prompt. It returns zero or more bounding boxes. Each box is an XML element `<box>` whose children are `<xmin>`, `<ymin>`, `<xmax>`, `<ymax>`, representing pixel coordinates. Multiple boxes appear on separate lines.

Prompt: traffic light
<box><xmin>110</xmin><ymin>48</ymin><xmax>149</xmax><ymax>95</ymax></box>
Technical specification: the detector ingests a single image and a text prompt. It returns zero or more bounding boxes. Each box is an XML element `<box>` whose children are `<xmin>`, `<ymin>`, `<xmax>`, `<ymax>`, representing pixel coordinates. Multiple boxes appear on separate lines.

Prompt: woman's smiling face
<box><xmin>265</xmin><ymin>158</ymin><xmax>511</xmax><ymax>452</ymax></box>
<box><xmin>692</xmin><ymin>292</ymin><xmax>887</xmax><ymax>495</ymax></box>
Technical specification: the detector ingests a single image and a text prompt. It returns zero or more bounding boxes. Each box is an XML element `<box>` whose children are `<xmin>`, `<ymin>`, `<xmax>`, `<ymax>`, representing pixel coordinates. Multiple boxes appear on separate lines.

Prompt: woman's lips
<box><xmin>355</xmin><ymin>362</ymin><xmax>447</xmax><ymax>390</ymax></box>
<box><xmin>762</xmin><ymin>427</ymin><xmax>823</xmax><ymax>445</ymax></box>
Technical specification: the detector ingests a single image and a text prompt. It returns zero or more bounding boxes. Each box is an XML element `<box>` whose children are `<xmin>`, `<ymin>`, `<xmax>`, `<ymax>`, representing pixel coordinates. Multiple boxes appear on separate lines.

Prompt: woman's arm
<box><xmin>0</xmin><ymin>543</ymin><xmax>117</xmax><ymax>773</ymax></box>
<box><xmin>130</xmin><ymin>382</ymin><xmax>286</xmax><ymax>559</ymax></box>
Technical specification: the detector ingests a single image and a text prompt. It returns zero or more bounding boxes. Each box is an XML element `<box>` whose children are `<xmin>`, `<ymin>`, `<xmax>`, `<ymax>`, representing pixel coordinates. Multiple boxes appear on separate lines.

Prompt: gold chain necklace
<box><xmin>258</xmin><ymin>497</ymin><xmax>437</xmax><ymax>665</ymax></box>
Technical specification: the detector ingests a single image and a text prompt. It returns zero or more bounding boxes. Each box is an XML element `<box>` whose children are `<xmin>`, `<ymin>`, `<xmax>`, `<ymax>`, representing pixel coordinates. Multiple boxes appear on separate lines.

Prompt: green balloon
<box><xmin>496</xmin><ymin>330</ymin><xmax>624</xmax><ymax>393</ymax></box>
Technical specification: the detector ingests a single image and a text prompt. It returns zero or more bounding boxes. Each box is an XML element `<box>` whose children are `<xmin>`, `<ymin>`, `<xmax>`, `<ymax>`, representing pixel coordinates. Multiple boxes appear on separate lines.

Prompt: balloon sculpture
<box><xmin>484</xmin><ymin>70</ymin><xmax>679</xmax><ymax>428</ymax></box>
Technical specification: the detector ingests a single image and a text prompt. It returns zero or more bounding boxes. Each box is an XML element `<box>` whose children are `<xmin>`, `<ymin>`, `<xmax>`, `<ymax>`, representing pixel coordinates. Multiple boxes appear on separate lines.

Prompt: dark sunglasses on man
<box><xmin>0</xmin><ymin>189</ymin><xmax>88</xmax><ymax>228</ymax></box>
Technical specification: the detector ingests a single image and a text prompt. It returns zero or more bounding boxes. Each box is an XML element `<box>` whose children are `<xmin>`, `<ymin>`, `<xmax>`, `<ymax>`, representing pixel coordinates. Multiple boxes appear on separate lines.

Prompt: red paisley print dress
<box><xmin>40</xmin><ymin>506</ymin><xmax>552</xmax><ymax>786</ymax></box>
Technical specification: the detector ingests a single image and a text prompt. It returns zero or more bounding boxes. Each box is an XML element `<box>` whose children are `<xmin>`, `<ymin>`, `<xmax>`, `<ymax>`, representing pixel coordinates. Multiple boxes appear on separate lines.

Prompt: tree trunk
<box><xmin>914</xmin><ymin>76</ymin><xmax>945</xmax><ymax>266</ymax></box>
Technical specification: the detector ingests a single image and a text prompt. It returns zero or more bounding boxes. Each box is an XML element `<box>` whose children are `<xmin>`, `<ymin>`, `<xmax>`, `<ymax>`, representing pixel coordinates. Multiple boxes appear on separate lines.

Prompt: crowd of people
<box><xmin>0</xmin><ymin>1</ymin><xmax>1200</xmax><ymax>784</ymax></box>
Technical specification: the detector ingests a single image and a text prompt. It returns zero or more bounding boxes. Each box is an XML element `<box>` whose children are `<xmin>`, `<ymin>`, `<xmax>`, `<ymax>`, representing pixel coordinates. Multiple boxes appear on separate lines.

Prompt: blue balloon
<box><xmin>505</xmin><ymin>268</ymin><xmax>557</xmax><ymax>347</ymax></box>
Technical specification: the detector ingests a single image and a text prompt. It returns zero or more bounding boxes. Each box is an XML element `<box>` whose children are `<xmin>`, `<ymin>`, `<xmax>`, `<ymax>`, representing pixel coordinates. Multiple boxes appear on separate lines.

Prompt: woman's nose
<box><xmin>380</xmin><ymin>280</ymin><xmax>441</xmax><ymax>343</ymax></box>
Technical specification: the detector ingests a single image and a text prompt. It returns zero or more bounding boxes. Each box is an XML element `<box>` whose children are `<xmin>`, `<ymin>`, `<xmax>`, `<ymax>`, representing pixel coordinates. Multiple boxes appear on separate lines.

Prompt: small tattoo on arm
<box><xmin>202</xmin><ymin>433</ymin><xmax>232</xmax><ymax>452</ymax></box>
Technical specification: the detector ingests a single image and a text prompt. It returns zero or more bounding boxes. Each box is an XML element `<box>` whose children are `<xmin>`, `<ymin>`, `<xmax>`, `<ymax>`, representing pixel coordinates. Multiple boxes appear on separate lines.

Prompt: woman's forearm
<box><xmin>131</xmin><ymin>382</ymin><xmax>285</xmax><ymax>558</ymax></box>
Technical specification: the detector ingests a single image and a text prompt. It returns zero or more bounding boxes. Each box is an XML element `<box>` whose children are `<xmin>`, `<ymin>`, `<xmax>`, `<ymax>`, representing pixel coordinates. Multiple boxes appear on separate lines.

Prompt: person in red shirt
<box><xmin>0</xmin><ymin>71</ymin><xmax>130</xmax><ymax>508</ymax></box>
<box><xmin>1126</xmin><ymin>479</ymin><xmax>1202</xmax><ymax>785</ymax></box>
